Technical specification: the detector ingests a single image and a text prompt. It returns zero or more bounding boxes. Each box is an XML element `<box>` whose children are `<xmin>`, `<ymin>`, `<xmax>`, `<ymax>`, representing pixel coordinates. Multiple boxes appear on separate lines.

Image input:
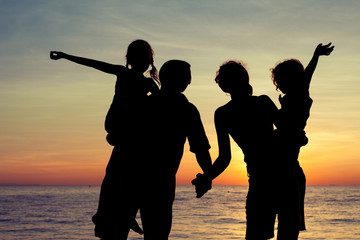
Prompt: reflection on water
<box><xmin>0</xmin><ymin>185</ymin><xmax>359</xmax><ymax>239</ymax></box>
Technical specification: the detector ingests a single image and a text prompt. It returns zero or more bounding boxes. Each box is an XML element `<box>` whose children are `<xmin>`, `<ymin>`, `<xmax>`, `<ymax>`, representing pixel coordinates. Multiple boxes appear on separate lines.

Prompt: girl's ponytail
<box><xmin>149</xmin><ymin>63</ymin><xmax>160</xmax><ymax>86</ymax></box>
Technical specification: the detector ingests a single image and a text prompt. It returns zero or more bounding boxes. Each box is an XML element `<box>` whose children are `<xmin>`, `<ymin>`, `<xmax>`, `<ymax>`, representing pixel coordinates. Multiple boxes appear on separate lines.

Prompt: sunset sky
<box><xmin>1</xmin><ymin>0</ymin><xmax>359</xmax><ymax>185</ymax></box>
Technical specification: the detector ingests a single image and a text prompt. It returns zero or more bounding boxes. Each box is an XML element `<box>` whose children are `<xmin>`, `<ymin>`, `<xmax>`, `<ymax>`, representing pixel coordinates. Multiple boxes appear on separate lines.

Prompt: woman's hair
<box><xmin>271</xmin><ymin>59</ymin><xmax>304</xmax><ymax>91</ymax></box>
<box><xmin>215</xmin><ymin>60</ymin><xmax>252</xmax><ymax>96</ymax></box>
<box><xmin>126</xmin><ymin>39</ymin><xmax>159</xmax><ymax>84</ymax></box>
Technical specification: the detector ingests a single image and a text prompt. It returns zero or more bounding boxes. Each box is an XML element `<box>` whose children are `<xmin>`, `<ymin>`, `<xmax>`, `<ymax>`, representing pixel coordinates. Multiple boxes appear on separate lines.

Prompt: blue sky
<box><xmin>1</xmin><ymin>0</ymin><xmax>360</xmax><ymax>185</ymax></box>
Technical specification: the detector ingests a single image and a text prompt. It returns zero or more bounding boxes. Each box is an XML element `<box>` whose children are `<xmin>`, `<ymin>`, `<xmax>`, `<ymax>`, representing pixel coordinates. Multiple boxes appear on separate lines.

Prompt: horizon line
<box><xmin>0</xmin><ymin>184</ymin><xmax>358</xmax><ymax>187</ymax></box>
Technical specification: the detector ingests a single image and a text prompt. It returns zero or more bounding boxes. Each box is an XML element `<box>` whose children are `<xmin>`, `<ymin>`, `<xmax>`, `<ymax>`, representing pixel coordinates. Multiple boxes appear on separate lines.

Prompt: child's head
<box><xmin>126</xmin><ymin>39</ymin><xmax>158</xmax><ymax>81</ymax></box>
<box><xmin>215</xmin><ymin>60</ymin><xmax>252</xmax><ymax>96</ymax></box>
<box><xmin>159</xmin><ymin>60</ymin><xmax>191</xmax><ymax>93</ymax></box>
<box><xmin>271</xmin><ymin>59</ymin><xmax>305</xmax><ymax>94</ymax></box>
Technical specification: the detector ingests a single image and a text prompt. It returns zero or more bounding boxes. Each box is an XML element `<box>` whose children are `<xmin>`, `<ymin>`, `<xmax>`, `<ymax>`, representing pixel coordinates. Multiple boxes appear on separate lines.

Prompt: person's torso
<box><xmin>218</xmin><ymin>96</ymin><xmax>276</xmax><ymax>173</ymax></box>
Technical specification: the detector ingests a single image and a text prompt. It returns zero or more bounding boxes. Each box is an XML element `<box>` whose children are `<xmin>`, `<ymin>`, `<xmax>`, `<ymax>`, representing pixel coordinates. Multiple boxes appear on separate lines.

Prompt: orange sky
<box><xmin>1</xmin><ymin>1</ymin><xmax>360</xmax><ymax>185</ymax></box>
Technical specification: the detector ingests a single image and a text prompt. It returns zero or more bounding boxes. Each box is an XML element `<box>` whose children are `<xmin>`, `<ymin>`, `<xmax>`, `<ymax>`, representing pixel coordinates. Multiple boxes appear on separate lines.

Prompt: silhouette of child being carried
<box><xmin>50</xmin><ymin>40</ymin><xmax>159</xmax><ymax>145</ymax></box>
<box><xmin>271</xmin><ymin>42</ymin><xmax>334</xmax><ymax>240</ymax></box>
<box><xmin>50</xmin><ymin>39</ymin><xmax>159</xmax><ymax>238</ymax></box>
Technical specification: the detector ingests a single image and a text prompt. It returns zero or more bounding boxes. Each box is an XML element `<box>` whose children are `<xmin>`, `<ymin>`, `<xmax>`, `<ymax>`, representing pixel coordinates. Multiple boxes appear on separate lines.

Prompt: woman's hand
<box><xmin>192</xmin><ymin>173</ymin><xmax>212</xmax><ymax>198</ymax></box>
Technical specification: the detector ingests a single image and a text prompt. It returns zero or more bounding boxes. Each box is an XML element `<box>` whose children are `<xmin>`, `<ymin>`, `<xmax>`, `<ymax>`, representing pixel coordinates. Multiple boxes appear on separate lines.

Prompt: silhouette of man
<box><xmin>138</xmin><ymin>60</ymin><xmax>212</xmax><ymax>239</ymax></box>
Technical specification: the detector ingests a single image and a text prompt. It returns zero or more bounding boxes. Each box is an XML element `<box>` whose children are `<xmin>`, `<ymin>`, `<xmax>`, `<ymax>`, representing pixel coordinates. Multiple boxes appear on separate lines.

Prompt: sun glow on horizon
<box><xmin>1</xmin><ymin>0</ymin><xmax>360</xmax><ymax>186</ymax></box>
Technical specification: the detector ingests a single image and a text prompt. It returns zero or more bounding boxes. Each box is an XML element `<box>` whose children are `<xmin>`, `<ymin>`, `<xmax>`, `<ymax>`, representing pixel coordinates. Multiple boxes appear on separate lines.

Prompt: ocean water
<box><xmin>0</xmin><ymin>185</ymin><xmax>359</xmax><ymax>240</ymax></box>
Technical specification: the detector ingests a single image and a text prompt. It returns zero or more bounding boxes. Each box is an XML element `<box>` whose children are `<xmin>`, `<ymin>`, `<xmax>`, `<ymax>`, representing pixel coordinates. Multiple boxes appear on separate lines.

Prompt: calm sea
<box><xmin>0</xmin><ymin>185</ymin><xmax>359</xmax><ymax>240</ymax></box>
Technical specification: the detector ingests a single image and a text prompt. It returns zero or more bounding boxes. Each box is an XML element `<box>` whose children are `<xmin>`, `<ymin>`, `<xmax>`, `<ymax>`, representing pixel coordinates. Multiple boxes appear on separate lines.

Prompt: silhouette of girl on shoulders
<box><xmin>193</xmin><ymin>60</ymin><xmax>278</xmax><ymax>240</ymax></box>
<box><xmin>50</xmin><ymin>39</ymin><xmax>159</xmax><ymax>239</ymax></box>
<box><xmin>50</xmin><ymin>40</ymin><xmax>159</xmax><ymax>145</ymax></box>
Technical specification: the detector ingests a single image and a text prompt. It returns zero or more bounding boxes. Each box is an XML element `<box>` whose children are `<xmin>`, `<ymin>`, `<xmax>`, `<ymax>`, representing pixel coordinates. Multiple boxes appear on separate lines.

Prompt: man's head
<box><xmin>159</xmin><ymin>60</ymin><xmax>191</xmax><ymax>93</ymax></box>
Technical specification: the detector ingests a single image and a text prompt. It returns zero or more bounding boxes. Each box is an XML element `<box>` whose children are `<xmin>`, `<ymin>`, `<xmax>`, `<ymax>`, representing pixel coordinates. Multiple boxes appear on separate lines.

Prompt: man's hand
<box><xmin>192</xmin><ymin>173</ymin><xmax>212</xmax><ymax>198</ymax></box>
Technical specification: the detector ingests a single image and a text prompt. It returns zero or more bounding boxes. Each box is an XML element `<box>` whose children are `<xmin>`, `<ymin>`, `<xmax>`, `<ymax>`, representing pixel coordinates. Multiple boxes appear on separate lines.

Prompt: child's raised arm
<box><xmin>304</xmin><ymin>43</ymin><xmax>334</xmax><ymax>89</ymax></box>
<box><xmin>50</xmin><ymin>51</ymin><xmax>122</xmax><ymax>75</ymax></box>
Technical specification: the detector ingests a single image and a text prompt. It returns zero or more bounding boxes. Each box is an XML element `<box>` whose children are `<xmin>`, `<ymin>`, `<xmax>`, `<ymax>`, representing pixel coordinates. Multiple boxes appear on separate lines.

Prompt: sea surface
<box><xmin>0</xmin><ymin>185</ymin><xmax>359</xmax><ymax>240</ymax></box>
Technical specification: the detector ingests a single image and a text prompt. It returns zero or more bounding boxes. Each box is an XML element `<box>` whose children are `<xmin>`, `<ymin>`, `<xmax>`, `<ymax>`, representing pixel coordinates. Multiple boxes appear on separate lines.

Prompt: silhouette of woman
<box><xmin>193</xmin><ymin>61</ymin><xmax>278</xmax><ymax>239</ymax></box>
<box><xmin>50</xmin><ymin>39</ymin><xmax>159</xmax><ymax>239</ymax></box>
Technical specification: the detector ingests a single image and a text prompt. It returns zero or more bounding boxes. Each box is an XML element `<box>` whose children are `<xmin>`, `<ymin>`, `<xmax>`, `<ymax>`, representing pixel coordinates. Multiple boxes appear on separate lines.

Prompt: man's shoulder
<box><xmin>186</xmin><ymin>100</ymin><xmax>198</xmax><ymax>111</ymax></box>
<box><xmin>257</xmin><ymin>94</ymin><xmax>271</xmax><ymax>102</ymax></box>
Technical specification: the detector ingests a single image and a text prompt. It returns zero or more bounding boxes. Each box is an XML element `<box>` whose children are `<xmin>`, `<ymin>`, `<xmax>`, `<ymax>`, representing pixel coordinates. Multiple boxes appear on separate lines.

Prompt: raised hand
<box><xmin>50</xmin><ymin>51</ymin><xmax>65</xmax><ymax>60</ymax></box>
<box><xmin>314</xmin><ymin>42</ymin><xmax>334</xmax><ymax>56</ymax></box>
<box><xmin>192</xmin><ymin>173</ymin><xmax>212</xmax><ymax>198</ymax></box>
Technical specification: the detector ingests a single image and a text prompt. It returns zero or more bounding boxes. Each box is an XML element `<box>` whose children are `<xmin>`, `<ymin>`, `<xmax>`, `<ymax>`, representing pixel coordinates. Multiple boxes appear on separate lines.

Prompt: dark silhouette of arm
<box><xmin>50</xmin><ymin>51</ymin><xmax>123</xmax><ymax>75</ymax></box>
<box><xmin>205</xmin><ymin>110</ymin><xmax>231</xmax><ymax>180</ymax></box>
<box><xmin>304</xmin><ymin>43</ymin><xmax>334</xmax><ymax>89</ymax></box>
<box><xmin>192</xmin><ymin>150</ymin><xmax>213</xmax><ymax>198</ymax></box>
<box><xmin>192</xmin><ymin>148</ymin><xmax>217</xmax><ymax>198</ymax></box>
<box><xmin>192</xmin><ymin>109</ymin><xmax>230</xmax><ymax>198</ymax></box>
<box><xmin>195</xmin><ymin>150</ymin><xmax>212</xmax><ymax>174</ymax></box>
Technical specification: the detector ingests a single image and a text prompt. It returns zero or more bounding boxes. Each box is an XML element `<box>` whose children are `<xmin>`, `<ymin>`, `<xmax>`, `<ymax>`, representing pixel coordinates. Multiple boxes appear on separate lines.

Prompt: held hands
<box><xmin>314</xmin><ymin>42</ymin><xmax>334</xmax><ymax>57</ymax></box>
<box><xmin>50</xmin><ymin>51</ymin><xmax>65</xmax><ymax>60</ymax></box>
<box><xmin>192</xmin><ymin>173</ymin><xmax>212</xmax><ymax>198</ymax></box>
